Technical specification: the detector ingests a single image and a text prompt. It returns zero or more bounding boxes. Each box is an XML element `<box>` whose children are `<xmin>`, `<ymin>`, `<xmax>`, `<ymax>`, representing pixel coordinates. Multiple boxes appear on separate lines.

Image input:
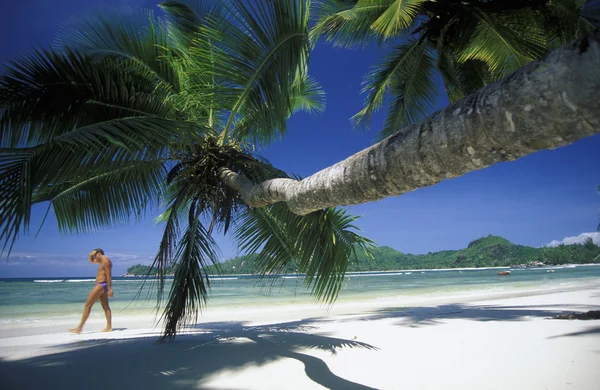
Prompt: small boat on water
<box><xmin>547</xmin><ymin>269</ymin><xmax>556</xmax><ymax>273</ymax></box>
<box><xmin>498</xmin><ymin>271</ymin><xmax>511</xmax><ymax>276</ymax></box>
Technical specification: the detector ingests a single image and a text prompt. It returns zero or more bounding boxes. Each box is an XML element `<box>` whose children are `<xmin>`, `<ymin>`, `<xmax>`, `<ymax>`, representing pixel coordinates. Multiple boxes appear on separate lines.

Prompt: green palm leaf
<box><xmin>436</xmin><ymin>48</ymin><xmax>465</xmax><ymax>104</ymax></box>
<box><xmin>0</xmin><ymin>150</ymin><xmax>33</xmax><ymax>255</ymax></box>
<box><xmin>352</xmin><ymin>38</ymin><xmax>437</xmax><ymax>138</ymax></box>
<box><xmin>56</xmin><ymin>7</ymin><xmax>180</xmax><ymax>92</ymax></box>
<box><xmin>456</xmin><ymin>8</ymin><xmax>548</xmax><ymax>75</ymax></box>
<box><xmin>370</xmin><ymin>0</ymin><xmax>424</xmax><ymax>38</ymax></box>
<box><xmin>1</xmin><ymin>145</ymin><xmax>168</xmax><ymax>254</ymax></box>
<box><xmin>34</xmin><ymin>159</ymin><xmax>166</xmax><ymax>235</ymax></box>
<box><xmin>235</xmin><ymin>204</ymin><xmax>374</xmax><ymax>303</ymax></box>
<box><xmin>214</xmin><ymin>0</ymin><xmax>312</xmax><ymax>142</ymax></box>
<box><xmin>288</xmin><ymin>73</ymin><xmax>327</xmax><ymax>115</ymax></box>
<box><xmin>455</xmin><ymin>59</ymin><xmax>496</xmax><ymax>95</ymax></box>
<box><xmin>535</xmin><ymin>0</ymin><xmax>592</xmax><ymax>46</ymax></box>
<box><xmin>146</xmin><ymin>182</ymin><xmax>190</xmax><ymax>308</ymax></box>
<box><xmin>437</xmin><ymin>47</ymin><xmax>498</xmax><ymax>104</ymax></box>
<box><xmin>232</xmin><ymin>72</ymin><xmax>326</xmax><ymax>146</ymax></box>
<box><xmin>0</xmin><ymin>48</ymin><xmax>184</xmax><ymax>149</ymax></box>
<box><xmin>160</xmin><ymin>209</ymin><xmax>220</xmax><ymax>340</ymax></box>
<box><xmin>161</xmin><ymin>0</ymin><xmax>214</xmax><ymax>37</ymax></box>
<box><xmin>310</xmin><ymin>0</ymin><xmax>391</xmax><ymax>48</ymax></box>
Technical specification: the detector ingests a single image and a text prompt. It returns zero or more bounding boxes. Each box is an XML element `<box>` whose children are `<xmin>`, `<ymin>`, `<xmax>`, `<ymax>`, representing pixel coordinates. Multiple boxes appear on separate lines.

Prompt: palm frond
<box><xmin>160</xmin><ymin>1</ymin><xmax>205</xmax><ymax>38</ymax></box>
<box><xmin>455</xmin><ymin>8</ymin><xmax>548</xmax><ymax>75</ymax></box>
<box><xmin>55</xmin><ymin>6</ymin><xmax>180</xmax><ymax>92</ymax></box>
<box><xmin>160</xmin><ymin>208</ymin><xmax>220</xmax><ymax>340</ymax></box>
<box><xmin>160</xmin><ymin>1</ymin><xmax>231</xmax><ymax>128</ymax></box>
<box><xmin>0</xmin><ymin>150</ymin><xmax>33</xmax><ymax>256</ymax></box>
<box><xmin>530</xmin><ymin>0</ymin><xmax>590</xmax><ymax>47</ymax></box>
<box><xmin>34</xmin><ymin>158</ymin><xmax>166</xmax><ymax>235</ymax></box>
<box><xmin>379</xmin><ymin>42</ymin><xmax>436</xmax><ymax>139</ymax></box>
<box><xmin>437</xmin><ymin>47</ymin><xmax>497</xmax><ymax>103</ymax></box>
<box><xmin>216</xmin><ymin>0</ymin><xmax>311</xmax><ymax>141</ymax></box>
<box><xmin>289</xmin><ymin>73</ymin><xmax>327</xmax><ymax>116</ymax></box>
<box><xmin>370</xmin><ymin>0</ymin><xmax>424</xmax><ymax>38</ymax></box>
<box><xmin>160</xmin><ymin>0</ymin><xmax>228</xmax><ymax>38</ymax></box>
<box><xmin>455</xmin><ymin>59</ymin><xmax>497</xmax><ymax>95</ymax></box>
<box><xmin>310</xmin><ymin>0</ymin><xmax>391</xmax><ymax>48</ymax></box>
<box><xmin>232</xmin><ymin>72</ymin><xmax>326</xmax><ymax>146</ymax></box>
<box><xmin>235</xmin><ymin>204</ymin><xmax>375</xmax><ymax>303</ymax></box>
<box><xmin>0</xmin><ymin>144</ymin><xmax>168</xmax><ymax>255</ymax></box>
<box><xmin>148</xmin><ymin>178</ymin><xmax>192</xmax><ymax>312</ymax></box>
<box><xmin>352</xmin><ymin>38</ymin><xmax>436</xmax><ymax>138</ymax></box>
<box><xmin>436</xmin><ymin>48</ymin><xmax>464</xmax><ymax>104</ymax></box>
<box><xmin>0</xmin><ymin>48</ymin><xmax>184</xmax><ymax>149</ymax></box>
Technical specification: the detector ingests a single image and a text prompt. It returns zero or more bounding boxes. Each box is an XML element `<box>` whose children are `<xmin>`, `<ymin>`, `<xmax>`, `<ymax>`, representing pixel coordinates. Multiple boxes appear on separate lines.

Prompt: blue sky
<box><xmin>1</xmin><ymin>1</ymin><xmax>598</xmax><ymax>277</ymax></box>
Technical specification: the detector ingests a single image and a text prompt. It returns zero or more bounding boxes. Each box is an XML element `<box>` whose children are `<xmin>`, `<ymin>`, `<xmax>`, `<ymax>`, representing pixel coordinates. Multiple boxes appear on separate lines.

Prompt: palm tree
<box><xmin>0</xmin><ymin>0</ymin><xmax>374</xmax><ymax>339</ymax></box>
<box><xmin>220</xmin><ymin>30</ymin><xmax>600</xmax><ymax>215</ymax></box>
<box><xmin>311</xmin><ymin>0</ymin><xmax>597</xmax><ymax>138</ymax></box>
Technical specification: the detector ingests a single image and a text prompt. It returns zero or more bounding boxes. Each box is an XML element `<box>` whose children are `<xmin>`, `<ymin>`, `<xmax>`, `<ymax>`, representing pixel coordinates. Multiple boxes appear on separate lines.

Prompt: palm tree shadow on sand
<box><xmin>0</xmin><ymin>321</ymin><xmax>378</xmax><ymax>390</ymax></box>
<box><xmin>337</xmin><ymin>302</ymin><xmax>600</xmax><ymax>328</ymax></box>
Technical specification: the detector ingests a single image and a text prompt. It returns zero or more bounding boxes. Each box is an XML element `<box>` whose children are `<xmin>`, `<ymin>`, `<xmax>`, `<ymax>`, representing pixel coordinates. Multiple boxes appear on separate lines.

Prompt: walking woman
<box><xmin>69</xmin><ymin>248</ymin><xmax>114</xmax><ymax>333</ymax></box>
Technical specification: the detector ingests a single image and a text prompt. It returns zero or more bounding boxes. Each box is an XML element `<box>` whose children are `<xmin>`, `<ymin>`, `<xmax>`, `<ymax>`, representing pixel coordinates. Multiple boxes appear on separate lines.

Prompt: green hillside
<box><xmin>126</xmin><ymin>235</ymin><xmax>600</xmax><ymax>276</ymax></box>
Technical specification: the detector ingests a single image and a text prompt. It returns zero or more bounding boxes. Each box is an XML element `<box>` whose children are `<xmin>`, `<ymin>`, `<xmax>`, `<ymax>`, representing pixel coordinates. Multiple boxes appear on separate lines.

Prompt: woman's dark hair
<box><xmin>93</xmin><ymin>248</ymin><xmax>104</xmax><ymax>255</ymax></box>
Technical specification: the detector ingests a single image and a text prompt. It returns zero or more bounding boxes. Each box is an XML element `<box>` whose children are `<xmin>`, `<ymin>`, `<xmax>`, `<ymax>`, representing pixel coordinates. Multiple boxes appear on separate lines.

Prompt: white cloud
<box><xmin>545</xmin><ymin>232</ymin><xmax>600</xmax><ymax>247</ymax></box>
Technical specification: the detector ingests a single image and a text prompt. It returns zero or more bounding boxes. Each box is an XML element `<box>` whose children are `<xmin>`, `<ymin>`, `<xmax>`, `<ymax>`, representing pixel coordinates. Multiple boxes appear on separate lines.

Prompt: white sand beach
<box><xmin>1</xmin><ymin>282</ymin><xmax>599</xmax><ymax>390</ymax></box>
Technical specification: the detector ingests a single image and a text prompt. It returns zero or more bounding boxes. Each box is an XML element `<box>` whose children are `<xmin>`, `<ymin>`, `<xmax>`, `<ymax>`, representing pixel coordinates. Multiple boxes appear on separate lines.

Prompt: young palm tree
<box><xmin>311</xmin><ymin>0</ymin><xmax>597</xmax><ymax>138</ymax></box>
<box><xmin>0</xmin><ymin>0</ymin><xmax>374</xmax><ymax>339</ymax></box>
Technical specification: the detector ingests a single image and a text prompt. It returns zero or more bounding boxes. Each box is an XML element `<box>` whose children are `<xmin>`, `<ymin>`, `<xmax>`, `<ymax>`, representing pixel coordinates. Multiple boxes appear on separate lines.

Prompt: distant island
<box><xmin>124</xmin><ymin>235</ymin><xmax>600</xmax><ymax>276</ymax></box>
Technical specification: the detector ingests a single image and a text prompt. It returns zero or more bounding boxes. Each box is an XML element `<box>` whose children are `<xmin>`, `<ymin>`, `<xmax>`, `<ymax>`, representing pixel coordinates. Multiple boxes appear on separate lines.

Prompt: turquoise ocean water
<box><xmin>1</xmin><ymin>265</ymin><xmax>599</xmax><ymax>325</ymax></box>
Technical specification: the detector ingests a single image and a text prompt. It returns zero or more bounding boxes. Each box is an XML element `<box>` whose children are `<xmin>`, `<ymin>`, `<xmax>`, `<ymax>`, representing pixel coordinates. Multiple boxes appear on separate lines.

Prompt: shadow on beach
<box><xmin>1</xmin><ymin>301</ymin><xmax>599</xmax><ymax>390</ymax></box>
<box><xmin>0</xmin><ymin>320</ymin><xmax>378</xmax><ymax>390</ymax></box>
<box><xmin>348</xmin><ymin>302</ymin><xmax>600</xmax><ymax>328</ymax></box>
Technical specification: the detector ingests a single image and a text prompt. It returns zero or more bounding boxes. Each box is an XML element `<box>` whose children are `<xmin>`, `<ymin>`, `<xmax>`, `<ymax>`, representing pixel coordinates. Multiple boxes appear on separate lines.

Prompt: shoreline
<box><xmin>1</xmin><ymin>263</ymin><xmax>597</xmax><ymax>279</ymax></box>
<box><xmin>1</xmin><ymin>280</ymin><xmax>598</xmax><ymax>389</ymax></box>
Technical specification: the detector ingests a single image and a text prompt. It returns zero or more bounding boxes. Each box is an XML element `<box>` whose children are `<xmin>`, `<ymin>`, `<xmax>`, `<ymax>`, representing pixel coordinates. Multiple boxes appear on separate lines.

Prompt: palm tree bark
<box><xmin>221</xmin><ymin>33</ymin><xmax>600</xmax><ymax>215</ymax></box>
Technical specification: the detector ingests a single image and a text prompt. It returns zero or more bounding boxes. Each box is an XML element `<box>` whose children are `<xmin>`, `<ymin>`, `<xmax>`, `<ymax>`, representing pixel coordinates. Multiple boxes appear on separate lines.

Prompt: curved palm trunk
<box><xmin>221</xmin><ymin>33</ymin><xmax>600</xmax><ymax>215</ymax></box>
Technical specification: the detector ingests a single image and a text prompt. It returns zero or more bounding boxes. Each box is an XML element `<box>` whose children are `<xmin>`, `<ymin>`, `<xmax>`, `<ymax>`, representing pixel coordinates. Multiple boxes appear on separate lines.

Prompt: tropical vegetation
<box><xmin>0</xmin><ymin>0</ymin><xmax>597</xmax><ymax>339</ymax></box>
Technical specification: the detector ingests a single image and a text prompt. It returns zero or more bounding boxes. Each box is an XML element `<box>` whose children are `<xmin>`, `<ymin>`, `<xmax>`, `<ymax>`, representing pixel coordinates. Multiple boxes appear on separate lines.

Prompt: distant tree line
<box><xmin>124</xmin><ymin>264</ymin><xmax>175</xmax><ymax>276</ymax></box>
<box><xmin>126</xmin><ymin>235</ymin><xmax>600</xmax><ymax>276</ymax></box>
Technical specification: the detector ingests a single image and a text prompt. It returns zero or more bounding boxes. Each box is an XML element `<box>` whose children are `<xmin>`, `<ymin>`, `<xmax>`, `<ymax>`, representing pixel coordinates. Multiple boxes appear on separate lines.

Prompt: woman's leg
<box><xmin>69</xmin><ymin>284</ymin><xmax>105</xmax><ymax>333</ymax></box>
<box><xmin>99</xmin><ymin>292</ymin><xmax>112</xmax><ymax>332</ymax></box>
